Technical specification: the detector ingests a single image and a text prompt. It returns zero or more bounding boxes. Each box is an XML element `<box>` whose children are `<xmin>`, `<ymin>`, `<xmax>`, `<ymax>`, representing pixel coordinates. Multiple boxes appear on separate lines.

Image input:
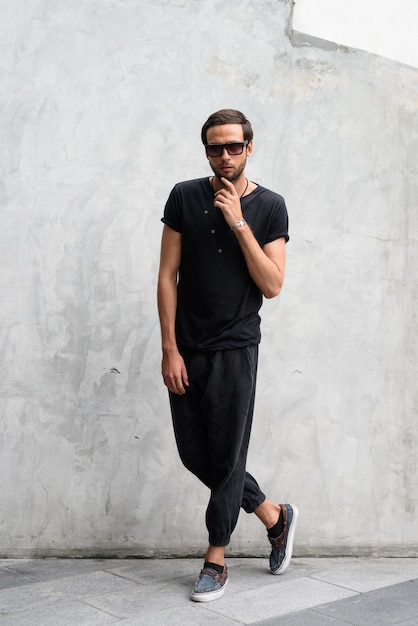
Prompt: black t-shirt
<box><xmin>161</xmin><ymin>177</ymin><xmax>289</xmax><ymax>351</ymax></box>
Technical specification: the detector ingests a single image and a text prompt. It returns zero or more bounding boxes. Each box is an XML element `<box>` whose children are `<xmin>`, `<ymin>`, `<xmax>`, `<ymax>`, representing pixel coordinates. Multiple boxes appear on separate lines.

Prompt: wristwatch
<box><xmin>231</xmin><ymin>219</ymin><xmax>247</xmax><ymax>231</ymax></box>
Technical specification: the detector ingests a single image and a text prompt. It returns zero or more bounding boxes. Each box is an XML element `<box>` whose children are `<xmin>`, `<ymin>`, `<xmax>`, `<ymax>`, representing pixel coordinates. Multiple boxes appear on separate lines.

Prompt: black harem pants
<box><xmin>169</xmin><ymin>345</ymin><xmax>266</xmax><ymax>547</ymax></box>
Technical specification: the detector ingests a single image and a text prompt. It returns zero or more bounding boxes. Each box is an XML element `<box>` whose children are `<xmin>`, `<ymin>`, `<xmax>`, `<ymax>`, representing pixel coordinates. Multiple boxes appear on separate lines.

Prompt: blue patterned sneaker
<box><xmin>190</xmin><ymin>564</ymin><xmax>228</xmax><ymax>602</ymax></box>
<box><xmin>269</xmin><ymin>504</ymin><xmax>299</xmax><ymax>575</ymax></box>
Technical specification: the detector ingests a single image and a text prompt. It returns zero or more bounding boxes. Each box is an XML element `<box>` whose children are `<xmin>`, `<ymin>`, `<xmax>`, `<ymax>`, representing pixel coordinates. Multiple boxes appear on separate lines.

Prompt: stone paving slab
<box><xmin>2</xmin><ymin>600</ymin><xmax>117</xmax><ymax>626</ymax></box>
<box><xmin>203</xmin><ymin>575</ymin><xmax>357</xmax><ymax>623</ymax></box>
<box><xmin>311</xmin><ymin>579</ymin><xmax>418</xmax><ymax>626</ymax></box>
<box><xmin>263</xmin><ymin>579</ymin><xmax>418</xmax><ymax>626</ymax></box>
<box><xmin>303</xmin><ymin>557</ymin><xmax>418</xmax><ymax>593</ymax></box>
<box><xmin>0</xmin><ymin>559</ymin><xmax>134</xmax><ymax>585</ymax></box>
<box><xmin>0</xmin><ymin>570</ymin><xmax>138</xmax><ymax>615</ymax></box>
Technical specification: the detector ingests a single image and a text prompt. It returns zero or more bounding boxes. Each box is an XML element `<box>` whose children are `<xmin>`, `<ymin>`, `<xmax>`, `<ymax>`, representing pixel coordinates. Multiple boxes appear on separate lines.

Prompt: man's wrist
<box><xmin>162</xmin><ymin>340</ymin><xmax>179</xmax><ymax>355</ymax></box>
<box><xmin>231</xmin><ymin>219</ymin><xmax>247</xmax><ymax>231</ymax></box>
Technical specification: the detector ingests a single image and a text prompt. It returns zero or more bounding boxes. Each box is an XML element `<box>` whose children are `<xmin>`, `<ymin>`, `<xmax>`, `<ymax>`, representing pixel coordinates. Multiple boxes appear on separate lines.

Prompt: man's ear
<box><xmin>246</xmin><ymin>140</ymin><xmax>253</xmax><ymax>156</ymax></box>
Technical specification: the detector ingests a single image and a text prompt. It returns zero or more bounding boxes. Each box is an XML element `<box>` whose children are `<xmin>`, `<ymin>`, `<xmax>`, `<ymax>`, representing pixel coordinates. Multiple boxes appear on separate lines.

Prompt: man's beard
<box><xmin>211</xmin><ymin>159</ymin><xmax>246</xmax><ymax>183</ymax></box>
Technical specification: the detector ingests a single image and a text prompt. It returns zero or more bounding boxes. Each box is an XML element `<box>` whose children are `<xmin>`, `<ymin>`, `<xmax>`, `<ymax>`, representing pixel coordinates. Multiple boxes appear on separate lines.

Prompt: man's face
<box><xmin>205</xmin><ymin>123</ymin><xmax>252</xmax><ymax>183</ymax></box>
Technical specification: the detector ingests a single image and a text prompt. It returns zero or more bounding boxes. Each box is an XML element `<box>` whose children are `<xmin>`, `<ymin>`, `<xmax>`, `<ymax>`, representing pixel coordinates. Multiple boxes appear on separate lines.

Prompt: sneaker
<box><xmin>190</xmin><ymin>565</ymin><xmax>228</xmax><ymax>602</ymax></box>
<box><xmin>269</xmin><ymin>503</ymin><xmax>299</xmax><ymax>575</ymax></box>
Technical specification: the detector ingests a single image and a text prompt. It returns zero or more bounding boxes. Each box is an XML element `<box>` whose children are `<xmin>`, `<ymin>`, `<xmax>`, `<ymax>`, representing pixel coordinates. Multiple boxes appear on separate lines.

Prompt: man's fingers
<box><xmin>220</xmin><ymin>177</ymin><xmax>238</xmax><ymax>196</ymax></box>
<box><xmin>220</xmin><ymin>176</ymin><xmax>233</xmax><ymax>190</ymax></box>
<box><xmin>182</xmin><ymin>369</ymin><xmax>189</xmax><ymax>388</ymax></box>
<box><xmin>163</xmin><ymin>368</ymin><xmax>189</xmax><ymax>395</ymax></box>
<box><xmin>165</xmin><ymin>376</ymin><xmax>185</xmax><ymax>395</ymax></box>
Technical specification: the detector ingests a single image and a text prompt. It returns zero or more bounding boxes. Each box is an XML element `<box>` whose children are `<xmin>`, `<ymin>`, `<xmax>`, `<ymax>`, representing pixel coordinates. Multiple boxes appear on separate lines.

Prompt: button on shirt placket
<box><xmin>204</xmin><ymin>207</ymin><xmax>223</xmax><ymax>254</ymax></box>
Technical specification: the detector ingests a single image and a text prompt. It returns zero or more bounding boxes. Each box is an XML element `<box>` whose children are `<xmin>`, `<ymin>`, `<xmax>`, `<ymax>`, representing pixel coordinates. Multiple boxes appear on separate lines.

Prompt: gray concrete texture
<box><xmin>0</xmin><ymin>0</ymin><xmax>417</xmax><ymax>557</ymax></box>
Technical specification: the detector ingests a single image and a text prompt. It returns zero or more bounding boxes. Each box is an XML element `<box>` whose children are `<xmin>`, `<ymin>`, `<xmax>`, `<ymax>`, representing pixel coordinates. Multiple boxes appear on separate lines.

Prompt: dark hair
<box><xmin>201</xmin><ymin>109</ymin><xmax>253</xmax><ymax>145</ymax></box>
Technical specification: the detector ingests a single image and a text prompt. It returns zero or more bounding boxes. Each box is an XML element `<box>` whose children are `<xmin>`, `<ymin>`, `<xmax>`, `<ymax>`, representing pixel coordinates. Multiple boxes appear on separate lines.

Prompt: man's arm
<box><xmin>234</xmin><ymin>232</ymin><xmax>286</xmax><ymax>299</ymax></box>
<box><xmin>157</xmin><ymin>225</ymin><xmax>189</xmax><ymax>394</ymax></box>
<box><xmin>214</xmin><ymin>178</ymin><xmax>286</xmax><ymax>298</ymax></box>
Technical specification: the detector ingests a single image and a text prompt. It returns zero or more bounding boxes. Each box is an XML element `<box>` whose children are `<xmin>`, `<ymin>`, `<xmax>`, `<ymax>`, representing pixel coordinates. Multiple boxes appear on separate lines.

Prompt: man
<box><xmin>157</xmin><ymin>109</ymin><xmax>298</xmax><ymax>602</ymax></box>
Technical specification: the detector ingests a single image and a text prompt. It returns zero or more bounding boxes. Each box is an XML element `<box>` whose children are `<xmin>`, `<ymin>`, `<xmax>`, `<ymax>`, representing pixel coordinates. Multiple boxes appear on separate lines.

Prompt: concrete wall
<box><xmin>1</xmin><ymin>0</ymin><xmax>417</xmax><ymax>558</ymax></box>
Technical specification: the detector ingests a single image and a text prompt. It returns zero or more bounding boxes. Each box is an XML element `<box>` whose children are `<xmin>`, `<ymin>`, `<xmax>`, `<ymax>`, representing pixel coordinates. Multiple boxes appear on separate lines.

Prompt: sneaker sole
<box><xmin>271</xmin><ymin>504</ymin><xmax>299</xmax><ymax>575</ymax></box>
<box><xmin>190</xmin><ymin>578</ymin><xmax>228</xmax><ymax>602</ymax></box>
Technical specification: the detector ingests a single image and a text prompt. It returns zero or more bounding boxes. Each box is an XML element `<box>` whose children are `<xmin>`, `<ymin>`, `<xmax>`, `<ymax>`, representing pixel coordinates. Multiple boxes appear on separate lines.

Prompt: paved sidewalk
<box><xmin>1</xmin><ymin>557</ymin><xmax>418</xmax><ymax>625</ymax></box>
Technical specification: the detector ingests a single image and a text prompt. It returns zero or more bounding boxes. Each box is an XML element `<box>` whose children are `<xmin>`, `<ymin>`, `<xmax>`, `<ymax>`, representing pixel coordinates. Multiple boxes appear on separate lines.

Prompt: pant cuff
<box><xmin>208</xmin><ymin>536</ymin><xmax>231</xmax><ymax>547</ymax></box>
<box><xmin>242</xmin><ymin>494</ymin><xmax>266</xmax><ymax>514</ymax></box>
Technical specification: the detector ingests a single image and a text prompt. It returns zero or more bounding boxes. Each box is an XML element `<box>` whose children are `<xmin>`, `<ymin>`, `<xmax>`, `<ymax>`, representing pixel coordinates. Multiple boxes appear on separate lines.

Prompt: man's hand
<box><xmin>162</xmin><ymin>349</ymin><xmax>189</xmax><ymax>395</ymax></box>
<box><xmin>213</xmin><ymin>177</ymin><xmax>243</xmax><ymax>228</ymax></box>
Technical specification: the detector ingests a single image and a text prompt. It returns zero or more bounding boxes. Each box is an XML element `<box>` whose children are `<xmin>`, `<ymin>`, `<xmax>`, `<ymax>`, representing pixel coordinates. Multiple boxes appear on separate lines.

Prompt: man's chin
<box><xmin>215</xmin><ymin>171</ymin><xmax>236</xmax><ymax>183</ymax></box>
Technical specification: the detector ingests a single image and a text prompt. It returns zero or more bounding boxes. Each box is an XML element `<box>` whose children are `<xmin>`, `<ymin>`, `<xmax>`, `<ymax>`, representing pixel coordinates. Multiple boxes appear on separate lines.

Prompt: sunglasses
<box><xmin>205</xmin><ymin>140</ymin><xmax>249</xmax><ymax>158</ymax></box>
